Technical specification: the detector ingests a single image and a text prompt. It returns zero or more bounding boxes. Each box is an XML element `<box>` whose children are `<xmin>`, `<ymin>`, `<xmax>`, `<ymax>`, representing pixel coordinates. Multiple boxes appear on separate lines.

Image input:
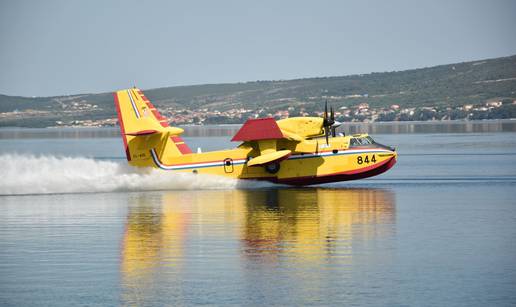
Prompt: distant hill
<box><xmin>1</xmin><ymin>54</ymin><xmax>515</xmax><ymax>127</ymax></box>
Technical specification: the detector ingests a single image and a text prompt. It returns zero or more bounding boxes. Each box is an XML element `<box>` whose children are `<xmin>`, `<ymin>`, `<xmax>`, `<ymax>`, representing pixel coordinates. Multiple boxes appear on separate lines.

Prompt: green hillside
<box><xmin>143</xmin><ymin>54</ymin><xmax>516</xmax><ymax>112</ymax></box>
<box><xmin>1</xmin><ymin>55</ymin><xmax>515</xmax><ymax>127</ymax></box>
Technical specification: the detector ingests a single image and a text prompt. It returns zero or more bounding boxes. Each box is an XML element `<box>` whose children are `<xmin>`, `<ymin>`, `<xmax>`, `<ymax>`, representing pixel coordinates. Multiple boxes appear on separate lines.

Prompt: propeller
<box><xmin>323</xmin><ymin>101</ymin><xmax>330</xmax><ymax>144</ymax></box>
<box><xmin>322</xmin><ymin>100</ymin><xmax>341</xmax><ymax>144</ymax></box>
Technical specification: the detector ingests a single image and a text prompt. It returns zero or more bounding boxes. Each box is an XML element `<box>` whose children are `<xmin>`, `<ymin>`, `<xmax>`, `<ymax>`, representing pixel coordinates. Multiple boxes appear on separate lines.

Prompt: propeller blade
<box><xmin>324</xmin><ymin>100</ymin><xmax>328</xmax><ymax>121</ymax></box>
<box><xmin>322</xmin><ymin>100</ymin><xmax>335</xmax><ymax>143</ymax></box>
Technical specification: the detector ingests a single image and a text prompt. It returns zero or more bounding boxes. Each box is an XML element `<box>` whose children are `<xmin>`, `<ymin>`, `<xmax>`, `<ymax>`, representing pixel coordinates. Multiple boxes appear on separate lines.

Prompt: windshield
<box><xmin>349</xmin><ymin>135</ymin><xmax>394</xmax><ymax>151</ymax></box>
<box><xmin>350</xmin><ymin>136</ymin><xmax>375</xmax><ymax>147</ymax></box>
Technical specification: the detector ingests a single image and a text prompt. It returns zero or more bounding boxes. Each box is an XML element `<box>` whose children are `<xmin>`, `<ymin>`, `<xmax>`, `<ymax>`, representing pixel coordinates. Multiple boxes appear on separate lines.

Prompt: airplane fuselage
<box><xmin>114</xmin><ymin>88</ymin><xmax>397</xmax><ymax>186</ymax></box>
<box><xmin>144</xmin><ymin>135</ymin><xmax>397</xmax><ymax>185</ymax></box>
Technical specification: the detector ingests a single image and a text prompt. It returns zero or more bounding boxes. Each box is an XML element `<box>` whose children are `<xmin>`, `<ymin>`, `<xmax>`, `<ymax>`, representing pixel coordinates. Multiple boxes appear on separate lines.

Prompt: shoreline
<box><xmin>0</xmin><ymin>118</ymin><xmax>515</xmax><ymax>130</ymax></box>
<box><xmin>1</xmin><ymin>119</ymin><xmax>515</xmax><ymax>139</ymax></box>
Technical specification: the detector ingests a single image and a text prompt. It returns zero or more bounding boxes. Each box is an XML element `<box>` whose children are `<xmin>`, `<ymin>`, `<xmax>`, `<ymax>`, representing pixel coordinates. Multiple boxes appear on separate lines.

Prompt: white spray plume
<box><xmin>0</xmin><ymin>154</ymin><xmax>275</xmax><ymax>195</ymax></box>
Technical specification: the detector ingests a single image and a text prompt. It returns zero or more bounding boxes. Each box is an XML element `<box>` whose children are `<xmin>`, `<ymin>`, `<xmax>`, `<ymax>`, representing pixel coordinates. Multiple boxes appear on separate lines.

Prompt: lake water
<box><xmin>1</xmin><ymin>122</ymin><xmax>515</xmax><ymax>306</ymax></box>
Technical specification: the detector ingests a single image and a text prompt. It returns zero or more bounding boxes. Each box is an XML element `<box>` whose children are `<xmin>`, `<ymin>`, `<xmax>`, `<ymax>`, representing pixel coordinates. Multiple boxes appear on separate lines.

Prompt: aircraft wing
<box><xmin>231</xmin><ymin>118</ymin><xmax>303</xmax><ymax>142</ymax></box>
<box><xmin>231</xmin><ymin>118</ymin><xmax>285</xmax><ymax>142</ymax></box>
<box><xmin>231</xmin><ymin>118</ymin><xmax>305</xmax><ymax>167</ymax></box>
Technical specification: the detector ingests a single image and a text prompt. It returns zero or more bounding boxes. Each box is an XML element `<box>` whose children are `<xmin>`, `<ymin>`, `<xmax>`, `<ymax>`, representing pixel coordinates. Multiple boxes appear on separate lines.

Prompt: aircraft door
<box><xmin>223</xmin><ymin>158</ymin><xmax>234</xmax><ymax>173</ymax></box>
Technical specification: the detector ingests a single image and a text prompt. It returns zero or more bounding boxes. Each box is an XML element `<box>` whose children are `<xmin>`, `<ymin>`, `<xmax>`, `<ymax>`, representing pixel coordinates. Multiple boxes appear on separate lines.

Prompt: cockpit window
<box><xmin>359</xmin><ymin>138</ymin><xmax>370</xmax><ymax>145</ymax></box>
<box><xmin>350</xmin><ymin>136</ymin><xmax>375</xmax><ymax>147</ymax></box>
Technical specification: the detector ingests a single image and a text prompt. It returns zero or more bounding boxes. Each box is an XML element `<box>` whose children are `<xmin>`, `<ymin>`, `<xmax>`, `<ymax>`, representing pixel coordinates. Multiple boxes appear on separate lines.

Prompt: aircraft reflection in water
<box><xmin>242</xmin><ymin>189</ymin><xmax>395</xmax><ymax>264</ymax></box>
<box><xmin>120</xmin><ymin>189</ymin><xmax>396</xmax><ymax>305</ymax></box>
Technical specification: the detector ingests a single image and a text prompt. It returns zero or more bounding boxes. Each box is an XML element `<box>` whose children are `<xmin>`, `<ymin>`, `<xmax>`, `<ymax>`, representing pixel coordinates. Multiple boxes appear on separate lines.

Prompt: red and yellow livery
<box><xmin>114</xmin><ymin>88</ymin><xmax>396</xmax><ymax>185</ymax></box>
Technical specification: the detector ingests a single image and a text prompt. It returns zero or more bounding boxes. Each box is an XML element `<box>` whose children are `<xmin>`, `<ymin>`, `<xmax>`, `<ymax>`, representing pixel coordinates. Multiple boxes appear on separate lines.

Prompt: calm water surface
<box><xmin>0</xmin><ymin>122</ymin><xmax>515</xmax><ymax>306</ymax></box>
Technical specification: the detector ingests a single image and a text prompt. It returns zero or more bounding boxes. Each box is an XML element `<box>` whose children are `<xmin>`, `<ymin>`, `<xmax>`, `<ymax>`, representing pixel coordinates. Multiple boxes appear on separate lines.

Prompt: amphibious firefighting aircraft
<box><xmin>114</xmin><ymin>88</ymin><xmax>396</xmax><ymax>185</ymax></box>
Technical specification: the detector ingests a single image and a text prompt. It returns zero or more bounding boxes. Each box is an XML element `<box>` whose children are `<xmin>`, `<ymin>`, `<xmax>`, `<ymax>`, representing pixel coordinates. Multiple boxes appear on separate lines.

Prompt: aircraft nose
<box><xmin>392</xmin><ymin>149</ymin><xmax>398</xmax><ymax>159</ymax></box>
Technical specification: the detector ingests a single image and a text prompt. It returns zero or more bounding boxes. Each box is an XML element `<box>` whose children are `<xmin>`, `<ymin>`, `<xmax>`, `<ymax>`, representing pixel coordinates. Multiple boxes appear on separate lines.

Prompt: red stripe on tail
<box><xmin>170</xmin><ymin>136</ymin><xmax>192</xmax><ymax>154</ymax></box>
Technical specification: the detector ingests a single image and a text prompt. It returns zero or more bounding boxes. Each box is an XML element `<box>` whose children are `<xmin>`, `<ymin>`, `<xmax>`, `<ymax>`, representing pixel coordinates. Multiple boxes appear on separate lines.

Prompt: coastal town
<box><xmin>157</xmin><ymin>99</ymin><xmax>515</xmax><ymax>126</ymax></box>
<box><xmin>52</xmin><ymin>98</ymin><xmax>516</xmax><ymax>127</ymax></box>
<box><xmin>0</xmin><ymin>97</ymin><xmax>514</xmax><ymax>128</ymax></box>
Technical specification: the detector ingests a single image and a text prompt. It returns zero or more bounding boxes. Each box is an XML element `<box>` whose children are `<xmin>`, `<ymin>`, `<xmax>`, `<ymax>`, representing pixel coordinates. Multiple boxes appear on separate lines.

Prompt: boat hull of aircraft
<box><xmin>148</xmin><ymin>145</ymin><xmax>396</xmax><ymax>185</ymax></box>
<box><xmin>268</xmin><ymin>154</ymin><xmax>396</xmax><ymax>186</ymax></box>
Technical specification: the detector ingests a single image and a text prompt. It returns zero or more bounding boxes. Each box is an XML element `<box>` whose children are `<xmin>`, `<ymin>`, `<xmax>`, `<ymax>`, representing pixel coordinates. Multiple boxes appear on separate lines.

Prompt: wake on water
<box><xmin>0</xmin><ymin>154</ymin><xmax>276</xmax><ymax>196</ymax></box>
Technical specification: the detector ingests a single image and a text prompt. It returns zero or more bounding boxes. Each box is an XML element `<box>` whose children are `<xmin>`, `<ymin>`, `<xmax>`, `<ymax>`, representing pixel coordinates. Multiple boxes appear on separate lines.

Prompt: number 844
<box><xmin>357</xmin><ymin>155</ymin><xmax>376</xmax><ymax>165</ymax></box>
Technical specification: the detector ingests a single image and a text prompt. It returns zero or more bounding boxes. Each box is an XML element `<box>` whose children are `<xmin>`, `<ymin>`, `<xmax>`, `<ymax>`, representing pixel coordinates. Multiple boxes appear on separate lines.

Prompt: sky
<box><xmin>1</xmin><ymin>0</ymin><xmax>515</xmax><ymax>97</ymax></box>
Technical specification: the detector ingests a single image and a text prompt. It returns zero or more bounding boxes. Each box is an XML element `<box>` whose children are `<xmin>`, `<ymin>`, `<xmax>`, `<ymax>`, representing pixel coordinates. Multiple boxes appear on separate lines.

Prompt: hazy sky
<box><xmin>1</xmin><ymin>0</ymin><xmax>515</xmax><ymax>97</ymax></box>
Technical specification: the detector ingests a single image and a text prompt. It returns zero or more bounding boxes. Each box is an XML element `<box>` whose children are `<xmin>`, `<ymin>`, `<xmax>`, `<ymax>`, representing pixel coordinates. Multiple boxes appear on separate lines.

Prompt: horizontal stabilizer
<box><xmin>247</xmin><ymin>150</ymin><xmax>291</xmax><ymax>167</ymax></box>
<box><xmin>125</xmin><ymin>129</ymin><xmax>159</xmax><ymax>136</ymax></box>
<box><xmin>125</xmin><ymin>126</ymin><xmax>184</xmax><ymax>137</ymax></box>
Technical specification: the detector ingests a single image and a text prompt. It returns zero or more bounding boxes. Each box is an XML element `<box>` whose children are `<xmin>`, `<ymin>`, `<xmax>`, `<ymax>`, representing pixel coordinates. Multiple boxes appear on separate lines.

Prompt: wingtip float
<box><xmin>114</xmin><ymin>88</ymin><xmax>397</xmax><ymax>186</ymax></box>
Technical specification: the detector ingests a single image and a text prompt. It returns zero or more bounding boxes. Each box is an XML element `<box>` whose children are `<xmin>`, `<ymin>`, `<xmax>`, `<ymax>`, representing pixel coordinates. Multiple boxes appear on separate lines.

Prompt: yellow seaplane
<box><xmin>114</xmin><ymin>88</ymin><xmax>397</xmax><ymax>185</ymax></box>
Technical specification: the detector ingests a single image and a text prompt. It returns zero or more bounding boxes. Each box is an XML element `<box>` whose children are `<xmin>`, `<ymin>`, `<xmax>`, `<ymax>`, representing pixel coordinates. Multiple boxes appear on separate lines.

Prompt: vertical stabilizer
<box><xmin>114</xmin><ymin>88</ymin><xmax>192</xmax><ymax>167</ymax></box>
